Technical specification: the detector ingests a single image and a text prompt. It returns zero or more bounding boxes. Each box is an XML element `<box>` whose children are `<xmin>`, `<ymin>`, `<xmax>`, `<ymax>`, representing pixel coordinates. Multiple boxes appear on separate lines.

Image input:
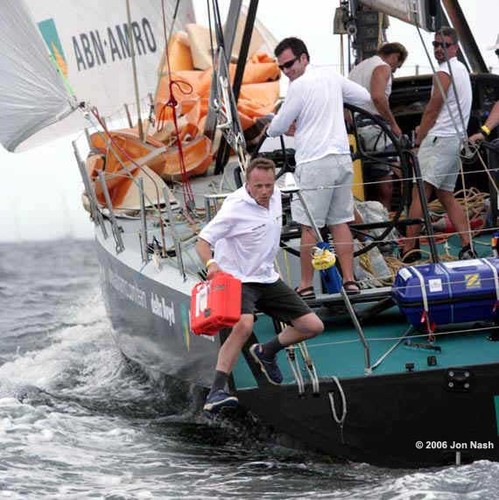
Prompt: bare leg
<box><xmin>436</xmin><ymin>189</ymin><xmax>471</xmax><ymax>247</ymax></box>
<box><xmin>298</xmin><ymin>225</ymin><xmax>317</xmax><ymax>291</ymax></box>
<box><xmin>377</xmin><ymin>174</ymin><xmax>393</xmax><ymax>211</ymax></box>
<box><xmin>403</xmin><ymin>182</ymin><xmax>433</xmax><ymax>253</ymax></box>
<box><xmin>278</xmin><ymin>312</ymin><xmax>324</xmax><ymax>346</ymax></box>
<box><xmin>215</xmin><ymin>314</ymin><xmax>254</xmax><ymax>374</ymax></box>
<box><xmin>330</xmin><ymin>222</ymin><xmax>355</xmax><ymax>283</ymax></box>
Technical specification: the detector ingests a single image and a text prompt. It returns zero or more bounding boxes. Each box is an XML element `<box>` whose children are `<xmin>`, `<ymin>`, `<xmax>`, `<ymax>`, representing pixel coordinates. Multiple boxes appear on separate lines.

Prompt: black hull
<box><xmin>95</xmin><ymin>238</ymin><xmax>218</xmax><ymax>387</ymax></box>
<box><xmin>94</xmin><ymin>236</ymin><xmax>499</xmax><ymax>467</ymax></box>
<box><xmin>238</xmin><ymin>363</ymin><xmax>499</xmax><ymax>467</ymax></box>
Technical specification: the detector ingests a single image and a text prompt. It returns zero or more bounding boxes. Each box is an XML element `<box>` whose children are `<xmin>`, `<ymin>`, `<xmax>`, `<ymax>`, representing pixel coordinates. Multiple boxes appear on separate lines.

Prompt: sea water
<box><xmin>1</xmin><ymin>239</ymin><xmax>498</xmax><ymax>499</ymax></box>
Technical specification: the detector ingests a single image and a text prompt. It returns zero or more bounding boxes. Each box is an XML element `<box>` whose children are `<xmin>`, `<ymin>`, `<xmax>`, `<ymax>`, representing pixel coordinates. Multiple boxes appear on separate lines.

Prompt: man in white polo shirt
<box><xmin>267</xmin><ymin>37</ymin><xmax>372</xmax><ymax>298</ymax></box>
<box><xmin>401</xmin><ymin>27</ymin><xmax>474</xmax><ymax>261</ymax></box>
<box><xmin>196</xmin><ymin>157</ymin><xmax>324</xmax><ymax>412</ymax></box>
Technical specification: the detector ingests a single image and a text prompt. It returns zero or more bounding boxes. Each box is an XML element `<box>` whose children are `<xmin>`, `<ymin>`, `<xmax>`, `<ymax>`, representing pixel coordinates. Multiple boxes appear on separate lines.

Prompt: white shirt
<box><xmin>348</xmin><ymin>55</ymin><xmax>391</xmax><ymax>116</ymax></box>
<box><xmin>430</xmin><ymin>57</ymin><xmax>472</xmax><ymax>137</ymax></box>
<box><xmin>267</xmin><ymin>65</ymin><xmax>371</xmax><ymax>164</ymax></box>
<box><xmin>198</xmin><ymin>185</ymin><xmax>282</xmax><ymax>283</ymax></box>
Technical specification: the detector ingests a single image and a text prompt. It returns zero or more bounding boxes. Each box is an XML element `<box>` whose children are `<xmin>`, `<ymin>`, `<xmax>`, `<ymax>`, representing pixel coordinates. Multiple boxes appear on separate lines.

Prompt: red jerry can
<box><xmin>190</xmin><ymin>272</ymin><xmax>242</xmax><ymax>335</ymax></box>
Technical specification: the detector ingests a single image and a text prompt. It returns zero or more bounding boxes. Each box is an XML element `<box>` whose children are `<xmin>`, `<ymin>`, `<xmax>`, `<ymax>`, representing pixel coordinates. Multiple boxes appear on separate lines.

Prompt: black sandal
<box><xmin>343</xmin><ymin>281</ymin><xmax>360</xmax><ymax>295</ymax></box>
<box><xmin>295</xmin><ymin>286</ymin><xmax>316</xmax><ymax>300</ymax></box>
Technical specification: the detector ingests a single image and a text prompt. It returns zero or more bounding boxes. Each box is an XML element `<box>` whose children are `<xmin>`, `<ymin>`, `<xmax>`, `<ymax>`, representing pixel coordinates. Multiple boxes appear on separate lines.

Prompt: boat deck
<box><xmin>233</xmin><ymin>303</ymin><xmax>499</xmax><ymax>390</ymax></box>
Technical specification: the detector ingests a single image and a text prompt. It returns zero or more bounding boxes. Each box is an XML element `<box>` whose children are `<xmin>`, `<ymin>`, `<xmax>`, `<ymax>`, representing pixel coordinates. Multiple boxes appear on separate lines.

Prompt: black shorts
<box><xmin>241</xmin><ymin>279</ymin><xmax>312</xmax><ymax>323</ymax></box>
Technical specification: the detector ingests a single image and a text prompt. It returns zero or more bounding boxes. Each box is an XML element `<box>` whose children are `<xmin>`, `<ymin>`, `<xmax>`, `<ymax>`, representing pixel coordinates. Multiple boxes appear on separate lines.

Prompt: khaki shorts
<box><xmin>358</xmin><ymin>124</ymin><xmax>395</xmax><ymax>181</ymax></box>
<box><xmin>417</xmin><ymin>135</ymin><xmax>462</xmax><ymax>192</ymax></box>
<box><xmin>291</xmin><ymin>154</ymin><xmax>354</xmax><ymax>227</ymax></box>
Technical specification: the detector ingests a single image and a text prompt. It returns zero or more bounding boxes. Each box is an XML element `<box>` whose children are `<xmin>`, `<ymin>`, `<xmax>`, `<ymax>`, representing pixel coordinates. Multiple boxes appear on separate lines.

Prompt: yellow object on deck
<box><xmin>349</xmin><ymin>133</ymin><xmax>365</xmax><ymax>201</ymax></box>
<box><xmin>312</xmin><ymin>246</ymin><xmax>336</xmax><ymax>270</ymax></box>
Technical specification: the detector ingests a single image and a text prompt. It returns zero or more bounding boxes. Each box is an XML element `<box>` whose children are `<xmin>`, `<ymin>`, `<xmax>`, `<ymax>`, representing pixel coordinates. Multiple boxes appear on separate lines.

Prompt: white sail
<box><xmin>1</xmin><ymin>0</ymin><xmax>195</xmax><ymax>151</ymax></box>
<box><xmin>0</xmin><ymin>0</ymin><xmax>73</xmax><ymax>152</ymax></box>
<box><xmin>358</xmin><ymin>0</ymin><xmax>435</xmax><ymax>31</ymax></box>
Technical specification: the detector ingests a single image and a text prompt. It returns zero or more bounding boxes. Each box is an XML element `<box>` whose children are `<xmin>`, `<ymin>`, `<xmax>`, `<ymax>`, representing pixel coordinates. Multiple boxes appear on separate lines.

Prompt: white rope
<box><xmin>285</xmin><ymin>346</ymin><xmax>305</xmax><ymax>395</ymax></box>
<box><xmin>298</xmin><ymin>342</ymin><xmax>320</xmax><ymax>394</ymax></box>
<box><xmin>328</xmin><ymin>376</ymin><xmax>347</xmax><ymax>426</ymax></box>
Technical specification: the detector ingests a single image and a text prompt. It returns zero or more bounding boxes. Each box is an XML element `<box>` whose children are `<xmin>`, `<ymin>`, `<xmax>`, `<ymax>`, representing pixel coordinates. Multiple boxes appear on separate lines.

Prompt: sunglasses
<box><xmin>278</xmin><ymin>56</ymin><xmax>299</xmax><ymax>71</ymax></box>
<box><xmin>432</xmin><ymin>41</ymin><xmax>456</xmax><ymax>49</ymax></box>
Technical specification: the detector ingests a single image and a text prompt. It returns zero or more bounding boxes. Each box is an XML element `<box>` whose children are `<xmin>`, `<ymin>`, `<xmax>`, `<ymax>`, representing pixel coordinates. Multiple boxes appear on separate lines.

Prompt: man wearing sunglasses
<box><xmin>401</xmin><ymin>26</ymin><xmax>474</xmax><ymax>262</ymax></box>
<box><xmin>266</xmin><ymin>37</ymin><xmax>371</xmax><ymax>298</ymax></box>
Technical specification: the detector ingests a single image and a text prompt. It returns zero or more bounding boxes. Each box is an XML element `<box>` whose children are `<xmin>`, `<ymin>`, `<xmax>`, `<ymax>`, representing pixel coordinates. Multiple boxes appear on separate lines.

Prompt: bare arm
<box><xmin>370</xmin><ymin>65</ymin><xmax>401</xmax><ymax>136</ymax></box>
<box><xmin>196</xmin><ymin>237</ymin><xmax>221</xmax><ymax>279</ymax></box>
<box><xmin>469</xmin><ymin>101</ymin><xmax>499</xmax><ymax>142</ymax></box>
<box><xmin>415</xmin><ymin>71</ymin><xmax>451</xmax><ymax>146</ymax></box>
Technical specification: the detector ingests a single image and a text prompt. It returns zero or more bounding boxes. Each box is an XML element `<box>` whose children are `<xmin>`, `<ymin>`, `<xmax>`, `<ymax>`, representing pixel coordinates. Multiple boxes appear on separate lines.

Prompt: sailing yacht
<box><xmin>2</xmin><ymin>0</ymin><xmax>499</xmax><ymax>467</ymax></box>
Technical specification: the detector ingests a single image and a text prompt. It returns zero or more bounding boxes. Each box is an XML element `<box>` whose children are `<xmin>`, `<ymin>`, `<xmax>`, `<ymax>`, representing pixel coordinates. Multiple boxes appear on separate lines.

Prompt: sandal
<box><xmin>400</xmin><ymin>249</ymin><xmax>421</xmax><ymax>264</ymax></box>
<box><xmin>295</xmin><ymin>286</ymin><xmax>316</xmax><ymax>300</ymax></box>
<box><xmin>343</xmin><ymin>280</ymin><xmax>360</xmax><ymax>295</ymax></box>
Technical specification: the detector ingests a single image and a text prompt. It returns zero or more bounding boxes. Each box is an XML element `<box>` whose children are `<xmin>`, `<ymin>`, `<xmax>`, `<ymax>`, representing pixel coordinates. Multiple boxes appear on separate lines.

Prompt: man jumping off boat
<box><xmin>196</xmin><ymin>157</ymin><xmax>324</xmax><ymax>412</ymax></box>
<box><xmin>401</xmin><ymin>27</ymin><xmax>475</xmax><ymax>262</ymax></box>
<box><xmin>349</xmin><ymin>42</ymin><xmax>408</xmax><ymax>210</ymax></box>
<box><xmin>266</xmin><ymin>37</ymin><xmax>372</xmax><ymax>298</ymax></box>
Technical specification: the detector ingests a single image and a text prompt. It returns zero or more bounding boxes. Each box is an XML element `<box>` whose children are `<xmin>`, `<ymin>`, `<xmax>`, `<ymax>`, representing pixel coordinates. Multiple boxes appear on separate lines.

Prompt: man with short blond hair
<box><xmin>196</xmin><ymin>157</ymin><xmax>324</xmax><ymax>412</ymax></box>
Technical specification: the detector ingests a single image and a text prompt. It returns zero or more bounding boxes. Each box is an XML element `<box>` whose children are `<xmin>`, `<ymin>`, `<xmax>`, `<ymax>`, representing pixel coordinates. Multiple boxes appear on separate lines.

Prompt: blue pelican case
<box><xmin>392</xmin><ymin>258</ymin><xmax>499</xmax><ymax>329</ymax></box>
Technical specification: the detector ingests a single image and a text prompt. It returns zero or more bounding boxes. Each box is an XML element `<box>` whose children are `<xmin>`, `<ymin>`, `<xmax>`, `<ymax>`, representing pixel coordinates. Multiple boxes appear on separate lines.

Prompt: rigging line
<box><xmin>211</xmin><ymin>0</ymin><xmax>225</xmax><ymax>49</ymax></box>
<box><xmin>168</xmin><ymin>0</ymin><xmax>181</xmax><ymax>40</ymax></box>
<box><xmin>307</xmin><ymin>323</ymin><xmax>499</xmax><ymax>351</ymax></box>
<box><xmin>207</xmin><ymin>0</ymin><xmax>214</xmax><ymax>67</ymax></box>
<box><xmin>371</xmin><ymin>325</ymin><xmax>414</xmax><ymax>370</ymax></box>
<box><xmin>125</xmin><ymin>0</ymin><xmax>144</xmax><ymax>142</ymax></box>
<box><xmin>456</xmin><ymin>154</ymin><xmax>475</xmax><ymax>250</ymax></box>
<box><xmin>159</xmin><ymin>0</ymin><xmax>196</xmax><ymax>213</ymax></box>
<box><xmin>87</xmin><ymin>107</ymin><xmax>167</xmax><ymax>225</ymax></box>
<box><xmin>463</xmin><ymin>141</ymin><xmax>499</xmax><ymax>196</ymax></box>
<box><xmin>285</xmin><ymin>346</ymin><xmax>305</xmax><ymax>395</ymax></box>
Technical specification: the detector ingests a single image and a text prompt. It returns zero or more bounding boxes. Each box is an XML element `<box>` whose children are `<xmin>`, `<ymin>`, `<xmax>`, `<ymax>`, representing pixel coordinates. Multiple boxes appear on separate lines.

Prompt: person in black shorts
<box><xmin>196</xmin><ymin>157</ymin><xmax>324</xmax><ymax>412</ymax></box>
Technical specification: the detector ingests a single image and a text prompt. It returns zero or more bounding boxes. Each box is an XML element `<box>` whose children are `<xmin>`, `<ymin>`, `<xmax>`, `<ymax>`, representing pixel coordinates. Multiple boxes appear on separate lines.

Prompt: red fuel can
<box><xmin>190</xmin><ymin>272</ymin><xmax>242</xmax><ymax>335</ymax></box>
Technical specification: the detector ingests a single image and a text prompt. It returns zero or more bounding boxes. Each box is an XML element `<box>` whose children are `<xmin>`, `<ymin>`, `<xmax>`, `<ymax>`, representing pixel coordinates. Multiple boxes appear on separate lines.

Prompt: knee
<box><xmin>301</xmin><ymin>315</ymin><xmax>324</xmax><ymax>339</ymax></box>
<box><xmin>310</xmin><ymin>316</ymin><xmax>325</xmax><ymax>337</ymax></box>
<box><xmin>232</xmin><ymin>315</ymin><xmax>254</xmax><ymax>339</ymax></box>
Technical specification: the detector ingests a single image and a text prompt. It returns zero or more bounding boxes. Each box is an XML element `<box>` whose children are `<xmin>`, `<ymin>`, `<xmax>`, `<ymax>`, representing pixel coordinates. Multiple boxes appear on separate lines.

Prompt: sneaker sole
<box><xmin>203</xmin><ymin>397</ymin><xmax>239</xmax><ymax>412</ymax></box>
<box><xmin>249</xmin><ymin>345</ymin><xmax>282</xmax><ymax>386</ymax></box>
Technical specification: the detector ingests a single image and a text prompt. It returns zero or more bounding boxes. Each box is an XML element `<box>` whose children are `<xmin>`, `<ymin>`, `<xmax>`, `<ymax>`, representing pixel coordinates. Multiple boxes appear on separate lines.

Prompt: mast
<box><xmin>440</xmin><ymin>0</ymin><xmax>488</xmax><ymax>73</ymax></box>
<box><xmin>126</xmin><ymin>0</ymin><xmax>144</xmax><ymax>141</ymax></box>
<box><xmin>214</xmin><ymin>0</ymin><xmax>259</xmax><ymax>173</ymax></box>
<box><xmin>349</xmin><ymin>0</ymin><xmax>488</xmax><ymax>73</ymax></box>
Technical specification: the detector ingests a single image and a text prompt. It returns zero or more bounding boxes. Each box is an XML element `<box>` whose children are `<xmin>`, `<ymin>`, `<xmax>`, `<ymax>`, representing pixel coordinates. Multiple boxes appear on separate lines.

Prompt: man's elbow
<box><xmin>371</xmin><ymin>95</ymin><xmax>387</xmax><ymax>113</ymax></box>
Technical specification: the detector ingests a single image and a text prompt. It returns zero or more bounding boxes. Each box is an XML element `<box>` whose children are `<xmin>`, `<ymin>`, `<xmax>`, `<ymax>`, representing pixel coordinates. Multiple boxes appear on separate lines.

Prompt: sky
<box><xmin>0</xmin><ymin>0</ymin><xmax>498</xmax><ymax>243</ymax></box>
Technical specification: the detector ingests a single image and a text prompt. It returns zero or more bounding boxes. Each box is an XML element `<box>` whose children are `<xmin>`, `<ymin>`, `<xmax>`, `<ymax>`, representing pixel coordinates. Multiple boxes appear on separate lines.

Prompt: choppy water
<box><xmin>1</xmin><ymin>239</ymin><xmax>499</xmax><ymax>499</ymax></box>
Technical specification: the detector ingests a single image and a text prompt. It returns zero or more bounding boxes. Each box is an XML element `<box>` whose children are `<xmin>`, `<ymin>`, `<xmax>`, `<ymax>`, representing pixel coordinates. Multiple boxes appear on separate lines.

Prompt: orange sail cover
<box><xmin>155</xmin><ymin>28</ymin><xmax>280</xmax><ymax>158</ymax></box>
<box><xmin>87</xmin><ymin>26</ymin><xmax>279</xmax><ymax>208</ymax></box>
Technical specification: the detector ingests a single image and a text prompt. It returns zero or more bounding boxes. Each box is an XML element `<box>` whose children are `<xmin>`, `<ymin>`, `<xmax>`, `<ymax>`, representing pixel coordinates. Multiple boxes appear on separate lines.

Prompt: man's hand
<box><xmin>206</xmin><ymin>261</ymin><xmax>222</xmax><ymax>280</ymax></box>
<box><xmin>391</xmin><ymin>123</ymin><xmax>402</xmax><ymax>137</ymax></box>
<box><xmin>469</xmin><ymin>131</ymin><xmax>485</xmax><ymax>143</ymax></box>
